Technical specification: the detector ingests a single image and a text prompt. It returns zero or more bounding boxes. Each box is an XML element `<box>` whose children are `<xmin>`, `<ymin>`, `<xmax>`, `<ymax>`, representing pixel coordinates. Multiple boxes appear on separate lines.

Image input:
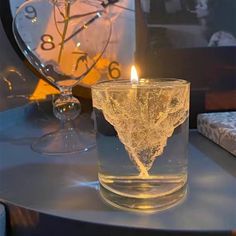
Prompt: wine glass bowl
<box><xmin>13</xmin><ymin>0</ymin><xmax>112</xmax><ymax>154</ymax></box>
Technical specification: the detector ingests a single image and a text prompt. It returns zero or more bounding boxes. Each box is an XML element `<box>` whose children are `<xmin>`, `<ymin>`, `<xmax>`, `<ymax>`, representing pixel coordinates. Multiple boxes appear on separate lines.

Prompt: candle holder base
<box><xmin>99</xmin><ymin>179</ymin><xmax>187</xmax><ymax>212</ymax></box>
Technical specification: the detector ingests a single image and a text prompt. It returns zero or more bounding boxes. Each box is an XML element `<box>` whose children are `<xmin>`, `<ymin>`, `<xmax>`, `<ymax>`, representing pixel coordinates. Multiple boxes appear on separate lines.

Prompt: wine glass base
<box><xmin>31</xmin><ymin>128</ymin><xmax>96</xmax><ymax>155</ymax></box>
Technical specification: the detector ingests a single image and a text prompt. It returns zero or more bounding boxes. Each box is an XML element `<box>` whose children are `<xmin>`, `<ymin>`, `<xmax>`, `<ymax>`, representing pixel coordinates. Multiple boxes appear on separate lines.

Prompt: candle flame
<box><xmin>131</xmin><ymin>66</ymin><xmax>139</xmax><ymax>84</ymax></box>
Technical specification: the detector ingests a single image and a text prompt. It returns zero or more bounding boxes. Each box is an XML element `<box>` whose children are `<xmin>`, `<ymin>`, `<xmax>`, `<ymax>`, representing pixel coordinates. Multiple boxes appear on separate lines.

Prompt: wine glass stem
<box><xmin>53</xmin><ymin>88</ymin><xmax>81</xmax><ymax>123</ymax></box>
<box><xmin>62</xmin><ymin>120</ymin><xmax>74</xmax><ymax>130</ymax></box>
<box><xmin>60</xmin><ymin>86</ymin><xmax>72</xmax><ymax>96</ymax></box>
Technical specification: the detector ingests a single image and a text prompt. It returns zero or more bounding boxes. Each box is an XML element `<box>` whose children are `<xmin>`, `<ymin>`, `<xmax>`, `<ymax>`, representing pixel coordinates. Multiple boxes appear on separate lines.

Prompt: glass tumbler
<box><xmin>92</xmin><ymin>78</ymin><xmax>190</xmax><ymax>211</ymax></box>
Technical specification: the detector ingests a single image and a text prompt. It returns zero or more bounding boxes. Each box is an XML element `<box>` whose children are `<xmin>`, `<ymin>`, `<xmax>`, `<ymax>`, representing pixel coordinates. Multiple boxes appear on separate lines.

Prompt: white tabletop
<box><xmin>0</xmin><ymin>106</ymin><xmax>235</xmax><ymax>233</ymax></box>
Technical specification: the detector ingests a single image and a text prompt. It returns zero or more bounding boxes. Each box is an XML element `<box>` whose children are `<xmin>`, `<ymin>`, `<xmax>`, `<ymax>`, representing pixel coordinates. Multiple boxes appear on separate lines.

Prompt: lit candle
<box><xmin>92</xmin><ymin>71</ymin><xmax>190</xmax><ymax>179</ymax></box>
<box><xmin>92</xmin><ymin>75</ymin><xmax>190</xmax><ymax>210</ymax></box>
<box><xmin>131</xmin><ymin>65</ymin><xmax>139</xmax><ymax>84</ymax></box>
<box><xmin>130</xmin><ymin>65</ymin><xmax>139</xmax><ymax>100</ymax></box>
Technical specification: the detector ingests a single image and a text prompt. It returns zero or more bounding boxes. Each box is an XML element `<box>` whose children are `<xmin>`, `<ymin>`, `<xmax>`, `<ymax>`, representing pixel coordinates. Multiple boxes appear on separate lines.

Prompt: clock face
<box><xmin>13</xmin><ymin>0</ymin><xmax>114</xmax><ymax>89</ymax></box>
<box><xmin>1</xmin><ymin>0</ymin><xmax>136</xmax><ymax>86</ymax></box>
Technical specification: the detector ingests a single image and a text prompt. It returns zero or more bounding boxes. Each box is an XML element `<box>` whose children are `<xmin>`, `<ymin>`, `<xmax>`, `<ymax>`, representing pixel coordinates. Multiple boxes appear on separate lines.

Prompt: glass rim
<box><xmin>92</xmin><ymin>78</ymin><xmax>190</xmax><ymax>90</ymax></box>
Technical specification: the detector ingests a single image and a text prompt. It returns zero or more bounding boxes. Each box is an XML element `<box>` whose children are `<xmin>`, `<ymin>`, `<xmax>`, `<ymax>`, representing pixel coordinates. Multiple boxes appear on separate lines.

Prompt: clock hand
<box><xmin>57</xmin><ymin>10</ymin><xmax>104</xmax><ymax>23</ymax></box>
<box><xmin>101</xmin><ymin>0</ymin><xmax>119</xmax><ymax>8</ymax></box>
<box><xmin>113</xmin><ymin>3</ymin><xmax>135</xmax><ymax>12</ymax></box>
<box><xmin>72</xmin><ymin>17</ymin><xmax>112</xmax><ymax>81</ymax></box>
<box><xmin>61</xmin><ymin>0</ymin><xmax>119</xmax><ymax>44</ymax></box>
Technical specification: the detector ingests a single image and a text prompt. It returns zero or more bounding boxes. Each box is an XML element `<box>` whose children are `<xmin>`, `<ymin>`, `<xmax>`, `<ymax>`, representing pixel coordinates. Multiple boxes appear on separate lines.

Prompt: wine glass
<box><xmin>13</xmin><ymin>0</ymin><xmax>112</xmax><ymax>154</ymax></box>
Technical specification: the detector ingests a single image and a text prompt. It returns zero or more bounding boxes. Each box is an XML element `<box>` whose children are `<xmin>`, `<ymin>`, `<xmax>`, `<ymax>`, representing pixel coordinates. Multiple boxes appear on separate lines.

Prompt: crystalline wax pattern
<box><xmin>92</xmin><ymin>79</ymin><xmax>190</xmax><ymax>177</ymax></box>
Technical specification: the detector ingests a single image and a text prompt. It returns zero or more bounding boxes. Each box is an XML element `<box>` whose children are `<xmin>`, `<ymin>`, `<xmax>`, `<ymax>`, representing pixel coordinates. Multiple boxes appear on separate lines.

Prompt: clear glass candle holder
<box><xmin>92</xmin><ymin>78</ymin><xmax>190</xmax><ymax>211</ymax></box>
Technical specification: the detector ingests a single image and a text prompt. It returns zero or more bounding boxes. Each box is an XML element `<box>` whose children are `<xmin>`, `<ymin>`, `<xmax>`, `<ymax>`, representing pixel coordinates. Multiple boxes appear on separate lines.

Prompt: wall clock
<box><xmin>0</xmin><ymin>0</ymin><xmax>136</xmax><ymax>89</ymax></box>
